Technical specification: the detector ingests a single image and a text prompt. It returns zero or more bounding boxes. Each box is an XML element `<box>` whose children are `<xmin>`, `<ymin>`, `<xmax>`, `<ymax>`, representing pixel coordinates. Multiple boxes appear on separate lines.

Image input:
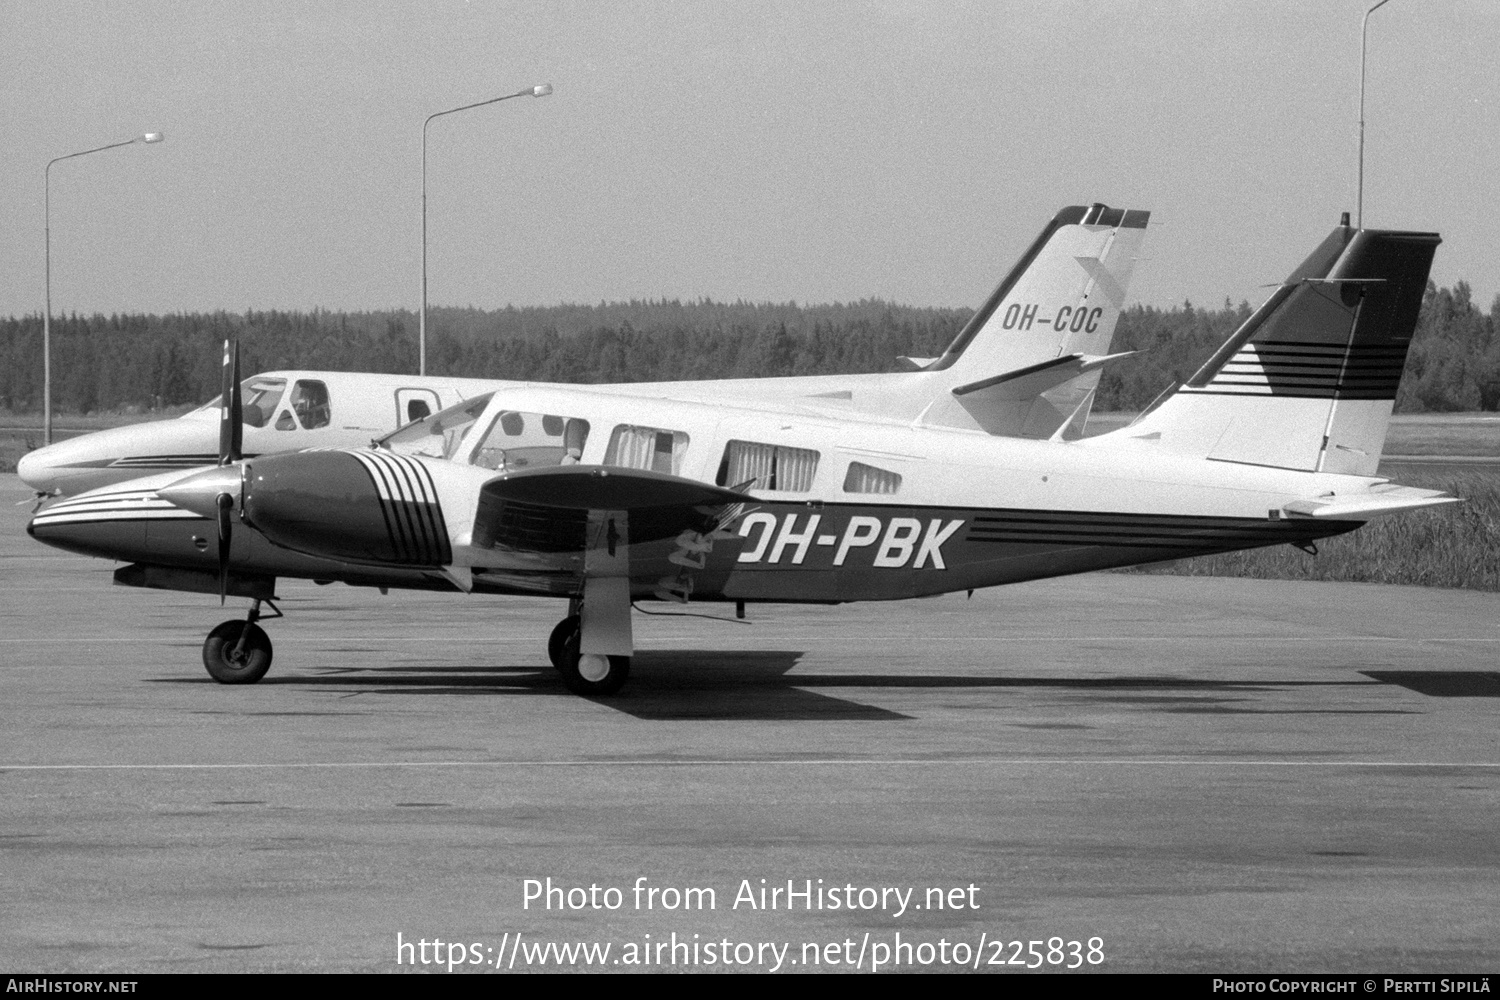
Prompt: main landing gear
<box><xmin>202</xmin><ymin>599</ymin><xmax>281</xmax><ymax>684</ymax></box>
<box><xmin>195</xmin><ymin>596</ymin><xmax>633</xmax><ymax>696</ymax></box>
<box><xmin>546</xmin><ymin>602</ymin><xmax>630</xmax><ymax>697</ymax></box>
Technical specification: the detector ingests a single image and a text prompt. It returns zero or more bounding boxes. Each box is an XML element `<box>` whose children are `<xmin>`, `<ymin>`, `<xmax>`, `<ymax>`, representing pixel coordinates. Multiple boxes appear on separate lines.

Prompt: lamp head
<box><xmin>531</xmin><ymin>84</ymin><xmax>553</xmax><ymax>97</ymax></box>
<box><xmin>140</xmin><ymin>132</ymin><xmax>165</xmax><ymax>144</ymax></box>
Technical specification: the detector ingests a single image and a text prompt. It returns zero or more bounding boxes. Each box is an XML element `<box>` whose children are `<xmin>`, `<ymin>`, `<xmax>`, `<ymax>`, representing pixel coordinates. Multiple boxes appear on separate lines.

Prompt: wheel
<box><xmin>556</xmin><ymin>631</ymin><xmax>630</xmax><ymax>696</ymax></box>
<box><xmin>547</xmin><ymin>615</ymin><xmax>580</xmax><ymax>670</ymax></box>
<box><xmin>202</xmin><ymin>620</ymin><xmax>273</xmax><ymax>684</ymax></box>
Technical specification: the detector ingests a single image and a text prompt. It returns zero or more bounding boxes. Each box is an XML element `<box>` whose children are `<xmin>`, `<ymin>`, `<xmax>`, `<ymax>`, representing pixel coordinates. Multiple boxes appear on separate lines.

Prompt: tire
<box><xmin>202</xmin><ymin>620</ymin><xmax>273</xmax><ymax>684</ymax></box>
<box><xmin>556</xmin><ymin>631</ymin><xmax>630</xmax><ymax>696</ymax></box>
<box><xmin>547</xmin><ymin>615</ymin><xmax>581</xmax><ymax>670</ymax></box>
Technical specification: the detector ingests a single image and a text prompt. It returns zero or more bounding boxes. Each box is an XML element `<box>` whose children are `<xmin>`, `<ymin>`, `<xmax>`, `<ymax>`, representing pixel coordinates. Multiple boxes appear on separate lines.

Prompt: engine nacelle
<box><xmin>241</xmin><ymin>450</ymin><xmax>452</xmax><ymax>566</ymax></box>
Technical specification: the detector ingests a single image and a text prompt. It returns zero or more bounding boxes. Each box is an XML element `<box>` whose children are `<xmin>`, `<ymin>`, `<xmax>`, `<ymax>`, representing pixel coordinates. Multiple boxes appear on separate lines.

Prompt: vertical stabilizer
<box><xmin>915</xmin><ymin>203</ymin><xmax>1149</xmax><ymax>436</ymax></box>
<box><xmin>1120</xmin><ymin>224</ymin><xmax>1439</xmax><ymax>474</ymax></box>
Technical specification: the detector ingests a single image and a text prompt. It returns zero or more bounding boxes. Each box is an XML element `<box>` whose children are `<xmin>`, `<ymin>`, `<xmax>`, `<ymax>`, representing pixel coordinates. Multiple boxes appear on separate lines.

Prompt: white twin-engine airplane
<box><xmin>27</xmin><ymin>206</ymin><xmax>1453</xmax><ymax>698</ymax></box>
<box><xmin>16</xmin><ymin>369</ymin><xmax>490</xmax><ymax>497</ymax></box>
<box><xmin>17</xmin><ymin>202</ymin><xmax>1148</xmax><ymax>499</ymax></box>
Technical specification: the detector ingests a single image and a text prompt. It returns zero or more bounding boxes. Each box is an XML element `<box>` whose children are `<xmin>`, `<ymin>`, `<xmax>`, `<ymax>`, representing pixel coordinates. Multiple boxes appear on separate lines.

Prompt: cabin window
<box><xmin>241</xmin><ymin>378</ymin><xmax>285</xmax><ymax>428</ymax></box>
<box><xmin>397</xmin><ymin>388</ymin><xmax>440</xmax><ymax>426</ymax></box>
<box><xmin>470</xmin><ymin>411</ymin><xmax>590</xmax><ymax>471</ymax></box>
<box><xmin>604</xmin><ymin>425</ymin><xmax>689</xmax><ymax>475</ymax></box>
<box><xmin>192</xmin><ymin>377</ymin><xmax>285</xmax><ymax>428</ymax></box>
<box><xmin>716</xmin><ymin>440</ymin><xmax>820</xmax><ymax>492</ymax></box>
<box><xmin>277</xmin><ymin>379</ymin><xmax>331</xmax><ymax>430</ymax></box>
<box><xmin>379</xmin><ymin>392</ymin><xmax>494</xmax><ymax>459</ymax></box>
<box><xmin>843</xmin><ymin>461</ymin><xmax>902</xmax><ymax>494</ymax></box>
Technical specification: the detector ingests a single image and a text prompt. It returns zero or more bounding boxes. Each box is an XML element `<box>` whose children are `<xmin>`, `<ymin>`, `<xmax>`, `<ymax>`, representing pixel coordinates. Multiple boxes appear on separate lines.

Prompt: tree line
<box><xmin>1</xmin><ymin>282</ymin><xmax>1495</xmax><ymax>415</ymax></box>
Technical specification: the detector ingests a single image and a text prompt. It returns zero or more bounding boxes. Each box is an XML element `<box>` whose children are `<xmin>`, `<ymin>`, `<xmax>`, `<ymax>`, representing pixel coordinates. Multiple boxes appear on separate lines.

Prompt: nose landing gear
<box><xmin>202</xmin><ymin>598</ymin><xmax>281</xmax><ymax>684</ymax></box>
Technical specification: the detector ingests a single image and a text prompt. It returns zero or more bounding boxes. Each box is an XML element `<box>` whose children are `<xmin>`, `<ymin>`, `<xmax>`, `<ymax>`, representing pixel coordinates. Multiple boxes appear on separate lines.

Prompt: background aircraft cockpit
<box><xmin>278</xmin><ymin>379</ymin><xmax>331</xmax><ymax>431</ymax></box>
<box><xmin>196</xmin><ymin>376</ymin><xmax>333</xmax><ymax>431</ymax></box>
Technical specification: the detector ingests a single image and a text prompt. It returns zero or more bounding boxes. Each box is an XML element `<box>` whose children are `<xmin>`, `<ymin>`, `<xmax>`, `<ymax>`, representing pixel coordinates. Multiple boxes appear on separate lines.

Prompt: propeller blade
<box><xmin>215</xmin><ymin>492</ymin><xmax>234</xmax><ymax>604</ymax></box>
<box><xmin>218</xmin><ymin>339</ymin><xmax>243</xmax><ymax>467</ymax></box>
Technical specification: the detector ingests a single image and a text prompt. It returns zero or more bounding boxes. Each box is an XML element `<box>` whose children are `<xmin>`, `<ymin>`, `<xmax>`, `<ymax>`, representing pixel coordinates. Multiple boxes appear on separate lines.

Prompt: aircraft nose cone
<box><xmin>242</xmin><ymin>450</ymin><xmax>450</xmax><ymax>566</ymax></box>
<box><xmin>14</xmin><ymin>418</ymin><xmax>219</xmax><ymax>497</ymax></box>
<box><xmin>16</xmin><ymin>444</ymin><xmax>62</xmax><ymax>494</ymax></box>
<box><xmin>157</xmin><ymin>465</ymin><xmax>245</xmax><ymax>519</ymax></box>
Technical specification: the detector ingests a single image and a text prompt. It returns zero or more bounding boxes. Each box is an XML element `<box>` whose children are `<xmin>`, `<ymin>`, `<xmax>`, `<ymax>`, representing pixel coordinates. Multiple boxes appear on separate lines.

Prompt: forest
<box><xmin>1</xmin><ymin>281</ymin><xmax>1495</xmax><ymax>415</ymax></box>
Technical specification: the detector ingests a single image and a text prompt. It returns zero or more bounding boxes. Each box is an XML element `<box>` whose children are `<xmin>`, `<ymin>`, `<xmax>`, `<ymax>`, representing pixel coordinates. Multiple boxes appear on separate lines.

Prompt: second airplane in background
<box><xmin>17</xmin><ymin>370</ymin><xmax>492</xmax><ymax>497</ymax></box>
<box><xmin>18</xmin><ymin>204</ymin><xmax>1150</xmax><ymax>497</ymax></box>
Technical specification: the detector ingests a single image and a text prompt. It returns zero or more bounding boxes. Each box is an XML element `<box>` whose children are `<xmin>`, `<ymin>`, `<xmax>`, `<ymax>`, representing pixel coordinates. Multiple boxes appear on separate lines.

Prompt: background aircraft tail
<box><xmin>1115</xmin><ymin>220</ymin><xmax>1440</xmax><ymax>475</ymax></box>
<box><xmin>909</xmin><ymin>203</ymin><xmax>1149</xmax><ymax>438</ymax></box>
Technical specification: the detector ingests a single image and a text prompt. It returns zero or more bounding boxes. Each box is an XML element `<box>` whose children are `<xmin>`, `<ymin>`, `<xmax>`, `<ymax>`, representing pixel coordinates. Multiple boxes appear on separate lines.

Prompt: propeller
<box><xmin>216</xmin><ymin>491</ymin><xmax>235</xmax><ymax>604</ymax></box>
<box><xmin>218</xmin><ymin>339</ymin><xmax>242</xmax><ymax>466</ymax></box>
<box><xmin>214</xmin><ymin>339</ymin><xmax>243</xmax><ymax>603</ymax></box>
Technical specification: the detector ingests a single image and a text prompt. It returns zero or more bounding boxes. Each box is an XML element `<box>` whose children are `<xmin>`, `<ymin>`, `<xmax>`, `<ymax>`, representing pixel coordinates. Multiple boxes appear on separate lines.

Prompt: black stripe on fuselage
<box><xmin>964</xmin><ymin>508</ymin><xmax>1327</xmax><ymax>550</ymax></box>
<box><xmin>109</xmin><ymin>454</ymin><xmax>223</xmax><ymax>468</ymax></box>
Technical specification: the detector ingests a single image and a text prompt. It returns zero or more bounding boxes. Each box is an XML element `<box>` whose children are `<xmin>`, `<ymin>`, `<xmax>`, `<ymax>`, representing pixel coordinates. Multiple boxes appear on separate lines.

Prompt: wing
<box><xmin>471</xmin><ymin>465</ymin><xmax>748</xmax><ymax>552</ymax></box>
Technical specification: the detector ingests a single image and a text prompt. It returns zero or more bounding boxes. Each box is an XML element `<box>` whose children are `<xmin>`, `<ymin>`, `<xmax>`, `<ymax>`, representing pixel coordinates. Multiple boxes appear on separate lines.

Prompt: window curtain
<box><xmin>843</xmin><ymin>462</ymin><xmax>901</xmax><ymax>494</ymax></box>
<box><xmin>608</xmin><ymin>425</ymin><xmax>687</xmax><ymax>473</ymax></box>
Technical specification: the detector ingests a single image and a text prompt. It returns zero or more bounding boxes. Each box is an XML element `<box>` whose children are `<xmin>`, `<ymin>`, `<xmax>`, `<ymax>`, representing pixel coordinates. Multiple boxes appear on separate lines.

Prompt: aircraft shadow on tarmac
<box><xmin>1361</xmin><ymin>670</ymin><xmax>1500</xmax><ymax>698</ymax></box>
<box><xmin>146</xmin><ymin>652</ymin><xmax>1500</xmax><ymax>720</ymax></box>
<box><xmin>308</xmin><ymin>650</ymin><xmax>910</xmax><ymax>721</ymax></box>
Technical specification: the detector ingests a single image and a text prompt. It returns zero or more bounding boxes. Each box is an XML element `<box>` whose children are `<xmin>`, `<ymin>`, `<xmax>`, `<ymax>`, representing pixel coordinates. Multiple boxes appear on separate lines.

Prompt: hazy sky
<box><xmin>3</xmin><ymin>1</ymin><xmax>1496</xmax><ymax>320</ymax></box>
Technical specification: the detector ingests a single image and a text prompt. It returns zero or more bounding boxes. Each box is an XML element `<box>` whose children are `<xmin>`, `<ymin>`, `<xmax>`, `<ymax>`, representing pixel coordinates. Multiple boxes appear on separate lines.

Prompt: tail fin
<box><xmin>1120</xmin><ymin>222</ymin><xmax>1439</xmax><ymax>474</ymax></box>
<box><xmin>913</xmin><ymin>203</ymin><xmax>1149</xmax><ymax>438</ymax></box>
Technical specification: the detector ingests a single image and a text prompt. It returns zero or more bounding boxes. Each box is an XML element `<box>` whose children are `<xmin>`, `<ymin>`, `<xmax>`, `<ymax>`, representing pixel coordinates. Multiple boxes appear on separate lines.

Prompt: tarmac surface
<box><xmin>2</xmin><ymin>472</ymin><xmax>1498</xmax><ymax>974</ymax></box>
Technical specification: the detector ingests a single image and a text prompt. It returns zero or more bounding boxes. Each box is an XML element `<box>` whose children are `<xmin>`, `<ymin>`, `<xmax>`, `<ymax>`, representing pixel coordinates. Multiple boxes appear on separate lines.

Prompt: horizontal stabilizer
<box><xmin>945</xmin><ymin>351</ymin><xmax>1133</xmax><ymax>439</ymax></box>
<box><xmin>1282</xmin><ymin>485</ymin><xmax>1459</xmax><ymax>520</ymax></box>
<box><xmin>895</xmin><ymin>356</ymin><xmax>937</xmax><ymax>372</ymax></box>
<box><xmin>952</xmin><ymin>351</ymin><xmax>1135</xmax><ymax>402</ymax></box>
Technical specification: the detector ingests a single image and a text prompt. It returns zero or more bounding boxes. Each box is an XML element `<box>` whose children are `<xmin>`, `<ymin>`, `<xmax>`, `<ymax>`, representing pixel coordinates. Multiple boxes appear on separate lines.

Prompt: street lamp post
<box><xmin>420</xmin><ymin>84</ymin><xmax>551</xmax><ymax>376</ymax></box>
<box><xmin>1358</xmin><ymin>0</ymin><xmax>1395</xmax><ymax>229</ymax></box>
<box><xmin>44</xmin><ymin>132</ymin><xmax>165</xmax><ymax>445</ymax></box>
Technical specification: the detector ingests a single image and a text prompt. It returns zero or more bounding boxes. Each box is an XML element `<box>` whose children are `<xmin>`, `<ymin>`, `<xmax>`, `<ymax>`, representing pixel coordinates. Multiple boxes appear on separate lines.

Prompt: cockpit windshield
<box><xmin>378</xmin><ymin>392</ymin><xmax>495</xmax><ymax>460</ymax></box>
<box><xmin>191</xmin><ymin>377</ymin><xmax>288</xmax><ymax>429</ymax></box>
